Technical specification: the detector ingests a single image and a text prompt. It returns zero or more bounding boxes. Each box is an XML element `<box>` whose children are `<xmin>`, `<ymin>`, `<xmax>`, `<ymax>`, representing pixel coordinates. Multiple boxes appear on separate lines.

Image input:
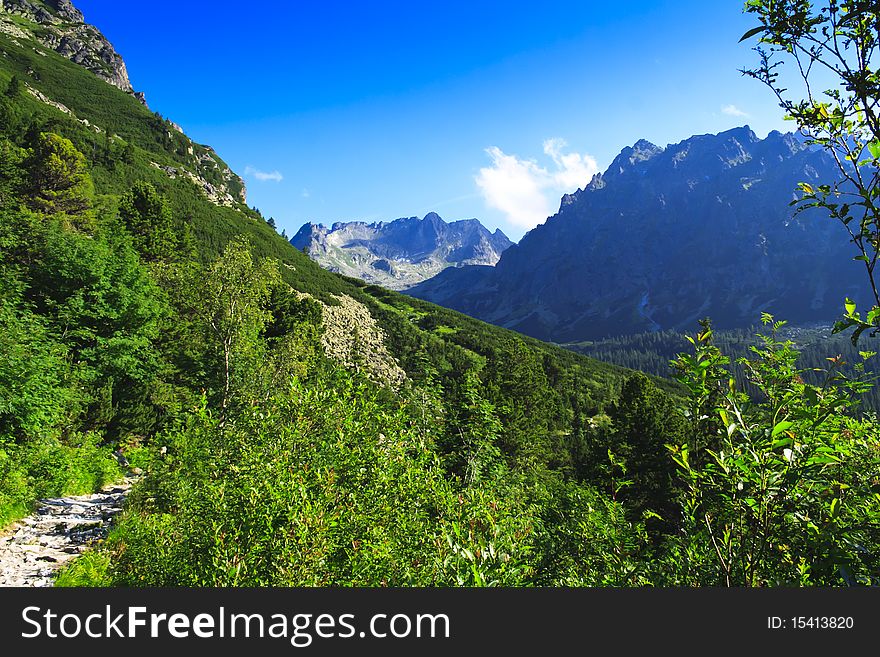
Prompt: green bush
<box><xmin>103</xmin><ymin>368</ymin><xmax>546</xmax><ymax>586</ymax></box>
<box><xmin>0</xmin><ymin>434</ymin><xmax>122</xmax><ymax>526</ymax></box>
<box><xmin>54</xmin><ymin>551</ymin><xmax>112</xmax><ymax>587</ymax></box>
<box><xmin>663</xmin><ymin>319</ymin><xmax>880</xmax><ymax>586</ymax></box>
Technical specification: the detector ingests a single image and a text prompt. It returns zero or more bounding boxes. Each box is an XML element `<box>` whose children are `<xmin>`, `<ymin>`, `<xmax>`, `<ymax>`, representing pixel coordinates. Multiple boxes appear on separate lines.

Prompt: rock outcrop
<box><xmin>291</xmin><ymin>291</ymin><xmax>407</xmax><ymax>388</ymax></box>
<box><xmin>152</xmin><ymin>158</ymin><xmax>246</xmax><ymax>209</ymax></box>
<box><xmin>1</xmin><ymin>0</ymin><xmax>134</xmax><ymax>93</ymax></box>
<box><xmin>318</xmin><ymin>294</ymin><xmax>407</xmax><ymax>387</ymax></box>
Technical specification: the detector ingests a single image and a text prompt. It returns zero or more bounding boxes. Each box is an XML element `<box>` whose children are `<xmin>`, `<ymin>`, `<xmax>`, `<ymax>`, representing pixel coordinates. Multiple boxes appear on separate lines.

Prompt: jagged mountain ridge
<box><xmin>409</xmin><ymin>126</ymin><xmax>870</xmax><ymax>341</ymax></box>
<box><xmin>291</xmin><ymin>212</ymin><xmax>513</xmax><ymax>290</ymax></box>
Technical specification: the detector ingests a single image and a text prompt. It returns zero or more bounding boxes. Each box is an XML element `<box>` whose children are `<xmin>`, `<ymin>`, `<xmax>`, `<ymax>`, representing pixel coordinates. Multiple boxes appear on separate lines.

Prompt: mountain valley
<box><xmin>0</xmin><ymin>0</ymin><xmax>878</xmax><ymax>592</ymax></box>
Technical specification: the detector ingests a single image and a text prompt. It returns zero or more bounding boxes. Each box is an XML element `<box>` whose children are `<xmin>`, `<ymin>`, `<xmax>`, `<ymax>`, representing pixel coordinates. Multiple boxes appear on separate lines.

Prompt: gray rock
<box><xmin>291</xmin><ymin>213</ymin><xmax>513</xmax><ymax>291</ymax></box>
<box><xmin>0</xmin><ymin>477</ymin><xmax>135</xmax><ymax>587</ymax></box>
<box><xmin>50</xmin><ymin>0</ymin><xmax>84</xmax><ymax>22</ymax></box>
<box><xmin>1</xmin><ymin>0</ymin><xmax>133</xmax><ymax>92</ymax></box>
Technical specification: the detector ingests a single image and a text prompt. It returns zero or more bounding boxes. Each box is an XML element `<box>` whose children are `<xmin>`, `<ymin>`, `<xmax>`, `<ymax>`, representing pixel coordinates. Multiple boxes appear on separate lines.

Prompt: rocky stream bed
<box><xmin>0</xmin><ymin>477</ymin><xmax>134</xmax><ymax>587</ymax></box>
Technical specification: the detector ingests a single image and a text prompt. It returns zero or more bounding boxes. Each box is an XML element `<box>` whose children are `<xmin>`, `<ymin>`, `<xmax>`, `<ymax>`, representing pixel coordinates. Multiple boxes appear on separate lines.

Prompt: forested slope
<box><xmin>566</xmin><ymin>324</ymin><xmax>880</xmax><ymax>411</ymax></box>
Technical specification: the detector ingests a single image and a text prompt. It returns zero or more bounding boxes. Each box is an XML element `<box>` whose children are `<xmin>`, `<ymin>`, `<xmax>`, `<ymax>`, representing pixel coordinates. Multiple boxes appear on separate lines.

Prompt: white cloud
<box><xmin>543</xmin><ymin>138</ymin><xmax>599</xmax><ymax>190</ymax></box>
<box><xmin>301</xmin><ymin>188</ymin><xmax>311</xmax><ymax>198</ymax></box>
<box><xmin>721</xmin><ymin>104</ymin><xmax>749</xmax><ymax>118</ymax></box>
<box><xmin>475</xmin><ymin>147</ymin><xmax>551</xmax><ymax>230</ymax></box>
<box><xmin>475</xmin><ymin>139</ymin><xmax>599</xmax><ymax>230</ymax></box>
<box><xmin>245</xmin><ymin>165</ymin><xmax>284</xmax><ymax>182</ymax></box>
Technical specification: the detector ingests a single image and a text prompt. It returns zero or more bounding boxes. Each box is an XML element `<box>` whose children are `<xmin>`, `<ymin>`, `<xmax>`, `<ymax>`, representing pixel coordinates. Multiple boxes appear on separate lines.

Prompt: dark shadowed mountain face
<box><xmin>290</xmin><ymin>212</ymin><xmax>513</xmax><ymax>290</ymax></box>
<box><xmin>408</xmin><ymin>126</ymin><xmax>871</xmax><ymax>341</ymax></box>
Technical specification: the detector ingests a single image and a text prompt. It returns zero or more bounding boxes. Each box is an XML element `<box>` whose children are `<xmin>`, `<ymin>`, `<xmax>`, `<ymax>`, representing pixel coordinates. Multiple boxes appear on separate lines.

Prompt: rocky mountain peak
<box><xmin>581</xmin><ymin>126</ymin><xmax>808</xmax><ymax>204</ymax></box>
<box><xmin>757</xmin><ymin>129</ymin><xmax>806</xmax><ymax>160</ymax></box>
<box><xmin>607</xmin><ymin>138</ymin><xmax>664</xmax><ymax>176</ymax></box>
<box><xmin>1</xmin><ymin>0</ymin><xmax>134</xmax><ymax>93</ymax></box>
<box><xmin>632</xmin><ymin>137</ymin><xmax>662</xmax><ymax>152</ymax></box>
<box><xmin>292</xmin><ymin>213</ymin><xmax>513</xmax><ymax>291</ymax></box>
<box><xmin>46</xmin><ymin>0</ymin><xmax>82</xmax><ymax>22</ymax></box>
<box><xmin>1</xmin><ymin>0</ymin><xmax>81</xmax><ymax>22</ymax></box>
<box><xmin>666</xmin><ymin>126</ymin><xmax>759</xmax><ymax>170</ymax></box>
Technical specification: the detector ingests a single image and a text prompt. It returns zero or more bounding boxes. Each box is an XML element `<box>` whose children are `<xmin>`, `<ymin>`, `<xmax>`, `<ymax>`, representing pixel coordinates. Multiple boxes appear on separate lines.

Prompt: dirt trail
<box><xmin>0</xmin><ymin>477</ymin><xmax>134</xmax><ymax>586</ymax></box>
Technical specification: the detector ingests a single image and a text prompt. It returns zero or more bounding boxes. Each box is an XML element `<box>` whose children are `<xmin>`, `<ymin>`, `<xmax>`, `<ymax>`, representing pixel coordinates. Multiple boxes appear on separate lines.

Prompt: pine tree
<box><xmin>26</xmin><ymin>132</ymin><xmax>94</xmax><ymax>224</ymax></box>
<box><xmin>118</xmin><ymin>181</ymin><xmax>177</xmax><ymax>261</ymax></box>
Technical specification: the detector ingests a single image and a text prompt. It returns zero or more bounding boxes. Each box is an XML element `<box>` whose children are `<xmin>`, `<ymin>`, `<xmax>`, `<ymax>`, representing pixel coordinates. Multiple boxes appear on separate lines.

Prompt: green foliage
<box><xmin>118</xmin><ymin>181</ymin><xmax>177</xmax><ymax>261</ymax></box>
<box><xmin>0</xmin><ymin>127</ymin><xmax>171</xmax><ymax>523</ymax></box>
<box><xmin>570</xmin><ymin>323</ymin><xmax>880</xmax><ymax>411</ymax></box>
<box><xmin>443</xmin><ymin>370</ymin><xmax>503</xmax><ymax>485</ymax></box>
<box><xmin>532</xmin><ymin>479</ymin><xmax>652</xmax><ymax>586</ymax></box>
<box><xmin>665</xmin><ymin>318</ymin><xmax>880</xmax><ymax>585</ymax></box>
<box><xmin>0</xmin><ymin>139</ymin><xmax>26</xmax><ymax>207</ymax></box>
<box><xmin>0</xmin><ymin>434</ymin><xmax>122</xmax><ymax>527</ymax></box>
<box><xmin>607</xmin><ymin>373</ymin><xmax>686</xmax><ymax>531</ymax></box>
<box><xmin>5</xmin><ymin>74</ymin><xmax>23</xmax><ymax>98</ymax></box>
<box><xmin>0</xmin><ymin>195</ymin><xmax>169</xmax><ymax>440</ymax></box>
<box><xmin>54</xmin><ymin>551</ymin><xmax>112</xmax><ymax>587</ymax></box>
<box><xmin>32</xmin><ymin>218</ymin><xmax>165</xmax><ymax>436</ymax></box>
<box><xmin>100</xmin><ymin>354</ymin><xmax>647</xmax><ymax>587</ymax></box>
<box><xmin>0</xmin><ymin>290</ymin><xmax>75</xmax><ymax>441</ymax></box>
<box><xmin>169</xmin><ymin>236</ymin><xmax>282</xmax><ymax>415</ymax></box>
<box><xmin>105</xmin><ymin>370</ymin><xmax>531</xmax><ymax>586</ymax></box>
<box><xmin>562</xmin><ymin>371</ymin><xmax>685</xmax><ymax>540</ymax></box>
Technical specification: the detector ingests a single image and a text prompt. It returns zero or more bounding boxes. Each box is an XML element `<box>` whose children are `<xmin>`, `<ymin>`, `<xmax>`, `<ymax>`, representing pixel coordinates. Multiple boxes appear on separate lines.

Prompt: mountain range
<box><xmin>290</xmin><ymin>212</ymin><xmax>512</xmax><ymax>291</ymax></box>
<box><xmin>408</xmin><ymin>127</ymin><xmax>868</xmax><ymax>341</ymax></box>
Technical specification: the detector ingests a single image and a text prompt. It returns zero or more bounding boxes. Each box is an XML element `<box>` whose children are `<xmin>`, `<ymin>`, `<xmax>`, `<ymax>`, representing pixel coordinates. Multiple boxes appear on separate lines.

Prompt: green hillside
<box><xmin>2</xmin><ymin>1</ymin><xmax>878</xmax><ymax>587</ymax></box>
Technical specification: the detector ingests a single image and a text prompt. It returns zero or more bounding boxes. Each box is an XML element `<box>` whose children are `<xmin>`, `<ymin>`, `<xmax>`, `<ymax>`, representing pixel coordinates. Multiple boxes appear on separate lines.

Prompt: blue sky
<box><xmin>75</xmin><ymin>0</ymin><xmax>790</xmax><ymax>241</ymax></box>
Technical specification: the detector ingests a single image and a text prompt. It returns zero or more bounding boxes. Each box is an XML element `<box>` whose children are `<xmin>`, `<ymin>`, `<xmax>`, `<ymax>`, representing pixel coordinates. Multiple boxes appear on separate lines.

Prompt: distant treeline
<box><xmin>565</xmin><ymin>323</ymin><xmax>880</xmax><ymax>412</ymax></box>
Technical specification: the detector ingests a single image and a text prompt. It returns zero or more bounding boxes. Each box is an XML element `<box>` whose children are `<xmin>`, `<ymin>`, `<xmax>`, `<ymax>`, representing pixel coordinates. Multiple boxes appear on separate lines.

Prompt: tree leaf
<box><xmin>739</xmin><ymin>25</ymin><xmax>766</xmax><ymax>42</ymax></box>
<box><xmin>772</xmin><ymin>436</ymin><xmax>793</xmax><ymax>449</ymax></box>
<box><xmin>851</xmin><ymin>325</ymin><xmax>866</xmax><ymax>346</ymax></box>
<box><xmin>771</xmin><ymin>420</ymin><xmax>793</xmax><ymax>438</ymax></box>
